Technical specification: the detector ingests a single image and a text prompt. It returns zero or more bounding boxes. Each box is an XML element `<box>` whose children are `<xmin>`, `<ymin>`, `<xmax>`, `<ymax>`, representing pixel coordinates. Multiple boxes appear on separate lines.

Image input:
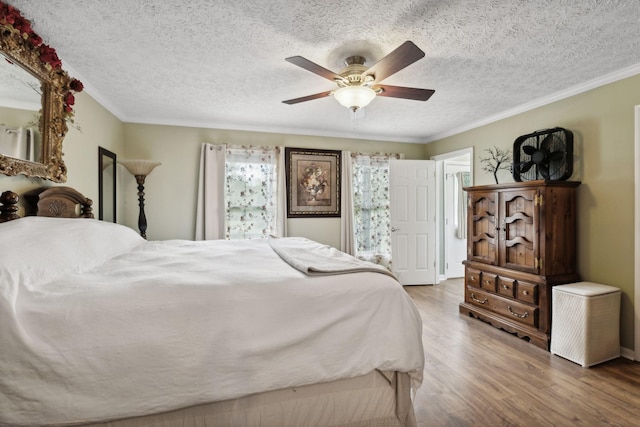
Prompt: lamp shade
<box><xmin>119</xmin><ymin>159</ymin><xmax>161</xmax><ymax>177</ymax></box>
<box><xmin>333</xmin><ymin>86</ymin><xmax>376</xmax><ymax>111</ymax></box>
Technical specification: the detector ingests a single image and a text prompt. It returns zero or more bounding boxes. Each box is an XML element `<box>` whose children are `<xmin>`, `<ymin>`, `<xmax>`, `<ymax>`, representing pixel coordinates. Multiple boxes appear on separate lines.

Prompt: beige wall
<box><xmin>0</xmin><ymin>106</ymin><xmax>36</xmax><ymax>128</ymax></box>
<box><xmin>122</xmin><ymin>124</ymin><xmax>426</xmax><ymax>248</ymax></box>
<box><xmin>424</xmin><ymin>73</ymin><xmax>640</xmax><ymax>350</ymax></box>
<box><xmin>2</xmin><ymin>72</ymin><xmax>637</xmax><ymax>351</ymax></box>
<box><xmin>0</xmin><ymin>91</ymin><xmax>126</xmax><ymax>218</ymax></box>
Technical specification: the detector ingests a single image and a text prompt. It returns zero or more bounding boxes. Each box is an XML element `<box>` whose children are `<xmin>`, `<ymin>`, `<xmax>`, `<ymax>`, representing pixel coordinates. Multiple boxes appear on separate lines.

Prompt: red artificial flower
<box><xmin>0</xmin><ymin>4</ymin><xmax>16</xmax><ymax>25</ymax></box>
<box><xmin>0</xmin><ymin>2</ymin><xmax>41</xmax><ymax>46</ymax></box>
<box><xmin>64</xmin><ymin>92</ymin><xmax>75</xmax><ymax>106</ymax></box>
<box><xmin>12</xmin><ymin>15</ymin><xmax>30</xmax><ymax>33</ymax></box>
<box><xmin>39</xmin><ymin>44</ymin><xmax>62</xmax><ymax>68</ymax></box>
<box><xmin>70</xmin><ymin>79</ymin><xmax>84</xmax><ymax>92</ymax></box>
<box><xmin>28</xmin><ymin>31</ymin><xmax>42</xmax><ymax>46</ymax></box>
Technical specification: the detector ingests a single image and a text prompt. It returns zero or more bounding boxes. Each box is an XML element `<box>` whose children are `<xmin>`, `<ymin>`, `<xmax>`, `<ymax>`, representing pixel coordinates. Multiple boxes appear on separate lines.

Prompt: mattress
<box><xmin>75</xmin><ymin>371</ymin><xmax>415</xmax><ymax>427</ymax></box>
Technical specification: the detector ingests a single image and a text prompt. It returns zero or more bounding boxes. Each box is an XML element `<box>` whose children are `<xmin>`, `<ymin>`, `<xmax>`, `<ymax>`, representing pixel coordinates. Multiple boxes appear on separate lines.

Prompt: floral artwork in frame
<box><xmin>285</xmin><ymin>147</ymin><xmax>341</xmax><ymax>218</ymax></box>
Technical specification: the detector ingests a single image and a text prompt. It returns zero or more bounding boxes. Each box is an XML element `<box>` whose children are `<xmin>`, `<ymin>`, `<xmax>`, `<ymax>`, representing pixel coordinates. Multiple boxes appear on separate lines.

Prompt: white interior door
<box><xmin>444</xmin><ymin>163</ymin><xmax>469</xmax><ymax>278</ymax></box>
<box><xmin>389</xmin><ymin>159</ymin><xmax>436</xmax><ymax>285</ymax></box>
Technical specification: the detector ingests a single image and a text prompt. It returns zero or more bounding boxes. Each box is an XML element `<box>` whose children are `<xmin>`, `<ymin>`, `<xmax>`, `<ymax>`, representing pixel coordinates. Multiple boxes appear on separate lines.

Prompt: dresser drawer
<box><xmin>497</xmin><ymin>277</ymin><xmax>515</xmax><ymax>298</ymax></box>
<box><xmin>465</xmin><ymin>287</ymin><xmax>539</xmax><ymax>328</ymax></box>
<box><xmin>480</xmin><ymin>272</ymin><xmax>497</xmax><ymax>292</ymax></box>
<box><xmin>466</xmin><ymin>268</ymin><xmax>481</xmax><ymax>288</ymax></box>
<box><xmin>516</xmin><ymin>281</ymin><xmax>538</xmax><ymax>304</ymax></box>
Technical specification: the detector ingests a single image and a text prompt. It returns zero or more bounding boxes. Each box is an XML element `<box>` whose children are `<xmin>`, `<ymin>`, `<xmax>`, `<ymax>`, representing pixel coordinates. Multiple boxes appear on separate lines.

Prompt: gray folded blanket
<box><xmin>268</xmin><ymin>236</ymin><xmax>397</xmax><ymax>279</ymax></box>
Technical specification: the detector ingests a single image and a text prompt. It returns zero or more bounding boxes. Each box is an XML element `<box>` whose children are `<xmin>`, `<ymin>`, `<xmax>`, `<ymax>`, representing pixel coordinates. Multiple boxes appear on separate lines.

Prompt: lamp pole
<box><xmin>119</xmin><ymin>159</ymin><xmax>161</xmax><ymax>239</ymax></box>
<box><xmin>135</xmin><ymin>175</ymin><xmax>148</xmax><ymax>239</ymax></box>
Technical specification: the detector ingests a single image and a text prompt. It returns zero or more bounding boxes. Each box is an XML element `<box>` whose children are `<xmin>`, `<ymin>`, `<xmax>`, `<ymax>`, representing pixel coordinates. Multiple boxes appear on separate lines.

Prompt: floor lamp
<box><xmin>120</xmin><ymin>159</ymin><xmax>161</xmax><ymax>239</ymax></box>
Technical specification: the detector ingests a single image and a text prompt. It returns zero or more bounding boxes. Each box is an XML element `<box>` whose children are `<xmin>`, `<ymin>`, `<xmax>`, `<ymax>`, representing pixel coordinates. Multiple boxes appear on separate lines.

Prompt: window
<box><xmin>351</xmin><ymin>153</ymin><xmax>400</xmax><ymax>268</ymax></box>
<box><xmin>225</xmin><ymin>146</ymin><xmax>279</xmax><ymax>239</ymax></box>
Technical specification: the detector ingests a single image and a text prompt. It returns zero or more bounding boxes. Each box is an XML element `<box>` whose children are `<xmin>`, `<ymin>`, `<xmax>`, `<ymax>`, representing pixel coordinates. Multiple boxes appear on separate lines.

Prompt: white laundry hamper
<box><xmin>550</xmin><ymin>282</ymin><xmax>621</xmax><ymax>367</ymax></box>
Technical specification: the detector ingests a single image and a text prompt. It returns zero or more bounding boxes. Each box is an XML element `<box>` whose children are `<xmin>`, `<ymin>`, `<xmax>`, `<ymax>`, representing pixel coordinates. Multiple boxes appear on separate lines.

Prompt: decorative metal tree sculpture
<box><xmin>479</xmin><ymin>146</ymin><xmax>512</xmax><ymax>184</ymax></box>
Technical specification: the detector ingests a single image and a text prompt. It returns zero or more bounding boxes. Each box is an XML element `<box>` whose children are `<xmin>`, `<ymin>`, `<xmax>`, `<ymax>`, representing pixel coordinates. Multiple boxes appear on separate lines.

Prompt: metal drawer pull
<box><xmin>484</xmin><ymin>280</ymin><xmax>492</xmax><ymax>285</ymax></box>
<box><xmin>522</xmin><ymin>290</ymin><xmax>529</xmax><ymax>296</ymax></box>
<box><xmin>508</xmin><ymin>306</ymin><xmax>529</xmax><ymax>318</ymax></box>
<box><xmin>470</xmin><ymin>276</ymin><xmax>476</xmax><ymax>281</ymax></box>
<box><xmin>471</xmin><ymin>293</ymin><xmax>487</xmax><ymax>304</ymax></box>
<box><xmin>502</xmin><ymin>284</ymin><xmax>509</xmax><ymax>289</ymax></box>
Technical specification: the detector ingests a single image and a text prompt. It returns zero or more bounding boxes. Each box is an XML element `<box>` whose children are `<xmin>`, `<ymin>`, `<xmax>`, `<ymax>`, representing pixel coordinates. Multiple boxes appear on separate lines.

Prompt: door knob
<box><xmin>391</xmin><ymin>227</ymin><xmax>400</xmax><ymax>232</ymax></box>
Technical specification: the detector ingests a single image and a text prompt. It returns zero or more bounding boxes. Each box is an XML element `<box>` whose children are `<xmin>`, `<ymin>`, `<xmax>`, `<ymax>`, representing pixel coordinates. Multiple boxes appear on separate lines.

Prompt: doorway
<box><xmin>432</xmin><ymin>148</ymin><xmax>473</xmax><ymax>282</ymax></box>
<box><xmin>443</xmin><ymin>160</ymin><xmax>469</xmax><ymax>278</ymax></box>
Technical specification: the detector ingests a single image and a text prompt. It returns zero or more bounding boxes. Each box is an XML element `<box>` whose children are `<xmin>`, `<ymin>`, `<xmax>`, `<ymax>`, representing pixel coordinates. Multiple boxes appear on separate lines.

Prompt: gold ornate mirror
<box><xmin>0</xmin><ymin>2</ymin><xmax>83</xmax><ymax>182</ymax></box>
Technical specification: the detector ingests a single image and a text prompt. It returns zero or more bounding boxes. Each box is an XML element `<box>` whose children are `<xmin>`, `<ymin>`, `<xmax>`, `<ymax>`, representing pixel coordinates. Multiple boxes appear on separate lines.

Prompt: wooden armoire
<box><xmin>459</xmin><ymin>180</ymin><xmax>580</xmax><ymax>349</ymax></box>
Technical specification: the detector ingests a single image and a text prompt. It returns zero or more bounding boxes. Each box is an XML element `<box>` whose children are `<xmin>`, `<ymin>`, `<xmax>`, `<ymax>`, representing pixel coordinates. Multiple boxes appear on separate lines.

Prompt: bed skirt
<box><xmin>63</xmin><ymin>370</ymin><xmax>416</xmax><ymax>427</ymax></box>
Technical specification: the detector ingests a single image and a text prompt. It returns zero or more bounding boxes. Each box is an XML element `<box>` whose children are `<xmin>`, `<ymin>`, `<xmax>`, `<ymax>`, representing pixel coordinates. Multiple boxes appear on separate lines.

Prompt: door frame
<box><xmin>634</xmin><ymin>105</ymin><xmax>640</xmax><ymax>361</ymax></box>
<box><xmin>431</xmin><ymin>147</ymin><xmax>474</xmax><ymax>282</ymax></box>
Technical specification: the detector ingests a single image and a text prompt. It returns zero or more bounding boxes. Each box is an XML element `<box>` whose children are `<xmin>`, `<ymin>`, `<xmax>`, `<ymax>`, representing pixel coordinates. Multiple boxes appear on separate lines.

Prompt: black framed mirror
<box><xmin>98</xmin><ymin>147</ymin><xmax>116</xmax><ymax>222</ymax></box>
<box><xmin>0</xmin><ymin>2</ymin><xmax>83</xmax><ymax>182</ymax></box>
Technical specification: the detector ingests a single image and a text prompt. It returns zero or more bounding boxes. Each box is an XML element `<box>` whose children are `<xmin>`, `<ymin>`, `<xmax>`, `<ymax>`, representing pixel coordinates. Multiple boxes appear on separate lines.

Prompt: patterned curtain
<box><xmin>225</xmin><ymin>146</ymin><xmax>280</xmax><ymax>239</ymax></box>
<box><xmin>351</xmin><ymin>152</ymin><xmax>401</xmax><ymax>269</ymax></box>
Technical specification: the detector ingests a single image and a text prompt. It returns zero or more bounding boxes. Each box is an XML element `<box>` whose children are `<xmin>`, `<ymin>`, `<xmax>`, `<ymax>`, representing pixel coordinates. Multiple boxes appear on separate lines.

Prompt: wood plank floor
<box><xmin>404</xmin><ymin>279</ymin><xmax>640</xmax><ymax>427</ymax></box>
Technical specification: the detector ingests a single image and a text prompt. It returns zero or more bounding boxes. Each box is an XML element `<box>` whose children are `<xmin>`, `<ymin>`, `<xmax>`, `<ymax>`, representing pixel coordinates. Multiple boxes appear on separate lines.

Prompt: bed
<box><xmin>0</xmin><ymin>187</ymin><xmax>424</xmax><ymax>427</ymax></box>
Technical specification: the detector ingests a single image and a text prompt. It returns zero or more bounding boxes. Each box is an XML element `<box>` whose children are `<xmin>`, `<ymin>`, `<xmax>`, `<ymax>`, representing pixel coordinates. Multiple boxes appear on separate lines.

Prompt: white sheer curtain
<box><xmin>342</xmin><ymin>152</ymin><xmax>401</xmax><ymax>269</ymax></box>
<box><xmin>195</xmin><ymin>143</ymin><xmax>286</xmax><ymax>240</ymax></box>
<box><xmin>195</xmin><ymin>143</ymin><xmax>226</xmax><ymax>240</ymax></box>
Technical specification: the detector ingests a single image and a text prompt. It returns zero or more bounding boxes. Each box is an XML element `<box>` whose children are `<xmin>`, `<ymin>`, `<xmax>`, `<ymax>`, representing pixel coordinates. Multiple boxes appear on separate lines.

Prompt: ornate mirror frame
<box><xmin>0</xmin><ymin>3</ymin><xmax>82</xmax><ymax>182</ymax></box>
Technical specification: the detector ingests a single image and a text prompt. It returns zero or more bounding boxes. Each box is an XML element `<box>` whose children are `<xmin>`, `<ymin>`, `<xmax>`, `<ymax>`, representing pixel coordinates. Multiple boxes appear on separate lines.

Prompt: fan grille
<box><xmin>512</xmin><ymin>127</ymin><xmax>573</xmax><ymax>182</ymax></box>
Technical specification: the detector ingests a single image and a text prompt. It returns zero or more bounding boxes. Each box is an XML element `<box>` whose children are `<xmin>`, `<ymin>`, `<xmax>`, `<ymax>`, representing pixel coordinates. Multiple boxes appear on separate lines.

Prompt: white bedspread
<box><xmin>0</xmin><ymin>231</ymin><xmax>424</xmax><ymax>426</ymax></box>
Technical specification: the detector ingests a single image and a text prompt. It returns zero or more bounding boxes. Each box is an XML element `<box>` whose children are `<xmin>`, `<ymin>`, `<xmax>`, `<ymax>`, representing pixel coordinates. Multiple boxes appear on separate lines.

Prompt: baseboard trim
<box><xmin>621</xmin><ymin>346</ymin><xmax>635</xmax><ymax>361</ymax></box>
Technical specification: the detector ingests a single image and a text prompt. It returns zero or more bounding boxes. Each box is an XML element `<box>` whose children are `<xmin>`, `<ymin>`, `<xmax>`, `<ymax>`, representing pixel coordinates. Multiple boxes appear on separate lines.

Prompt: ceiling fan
<box><xmin>282</xmin><ymin>41</ymin><xmax>435</xmax><ymax>112</ymax></box>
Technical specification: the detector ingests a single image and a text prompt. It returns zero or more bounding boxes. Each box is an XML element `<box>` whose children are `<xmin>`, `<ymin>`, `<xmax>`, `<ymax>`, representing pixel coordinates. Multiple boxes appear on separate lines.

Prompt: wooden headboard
<box><xmin>0</xmin><ymin>191</ymin><xmax>19</xmax><ymax>222</ymax></box>
<box><xmin>0</xmin><ymin>187</ymin><xmax>94</xmax><ymax>222</ymax></box>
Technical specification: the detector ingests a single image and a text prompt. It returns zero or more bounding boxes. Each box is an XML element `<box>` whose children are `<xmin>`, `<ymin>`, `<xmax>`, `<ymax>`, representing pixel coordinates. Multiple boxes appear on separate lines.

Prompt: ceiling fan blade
<box><xmin>361</xmin><ymin>41</ymin><xmax>425</xmax><ymax>83</ymax></box>
<box><xmin>375</xmin><ymin>85</ymin><xmax>435</xmax><ymax>101</ymax></box>
<box><xmin>282</xmin><ymin>90</ymin><xmax>333</xmax><ymax>105</ymax></box>
<box><xmin>285</xmin><ymin>56</ymin><xmax>345</xmax><ymax>82</ymax></box>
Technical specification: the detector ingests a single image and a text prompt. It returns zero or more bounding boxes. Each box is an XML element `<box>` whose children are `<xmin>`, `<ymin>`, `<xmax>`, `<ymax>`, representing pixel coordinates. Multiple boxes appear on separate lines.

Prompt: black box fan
<box><xmin>512</xmin><ymin>127</ymin><xmax>573</xmax><ymax>182</ymax></box>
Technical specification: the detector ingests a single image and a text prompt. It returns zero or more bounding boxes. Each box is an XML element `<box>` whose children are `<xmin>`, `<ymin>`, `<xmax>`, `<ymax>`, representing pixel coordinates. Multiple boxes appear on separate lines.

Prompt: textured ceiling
<box><xmin>6</xmin><ymin>0</ymin><xmax>640</xmax><ymax>143</ymax></box>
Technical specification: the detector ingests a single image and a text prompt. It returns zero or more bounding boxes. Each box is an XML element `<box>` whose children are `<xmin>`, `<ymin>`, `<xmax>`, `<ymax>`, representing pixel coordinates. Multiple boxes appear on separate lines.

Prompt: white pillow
<box><xmin>0</xmin><ymin>217</ymin><xmax>144</xmax><ymax>287</ymax></box>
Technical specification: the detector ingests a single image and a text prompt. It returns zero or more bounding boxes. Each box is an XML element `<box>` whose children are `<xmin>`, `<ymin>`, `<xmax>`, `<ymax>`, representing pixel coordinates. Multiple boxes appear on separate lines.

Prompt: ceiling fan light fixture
<box><xmin>333</xmin><ymin>86</ymin><xmax>376</xmax><ymax>111</ymax></box>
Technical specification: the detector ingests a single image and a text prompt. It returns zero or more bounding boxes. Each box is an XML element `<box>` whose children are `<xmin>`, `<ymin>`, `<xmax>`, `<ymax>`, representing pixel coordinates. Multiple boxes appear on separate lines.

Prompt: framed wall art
<box><xmin>285</xmin><ymin>147</ymin><xmax>341</xmax><ymax>218</ymax></box>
